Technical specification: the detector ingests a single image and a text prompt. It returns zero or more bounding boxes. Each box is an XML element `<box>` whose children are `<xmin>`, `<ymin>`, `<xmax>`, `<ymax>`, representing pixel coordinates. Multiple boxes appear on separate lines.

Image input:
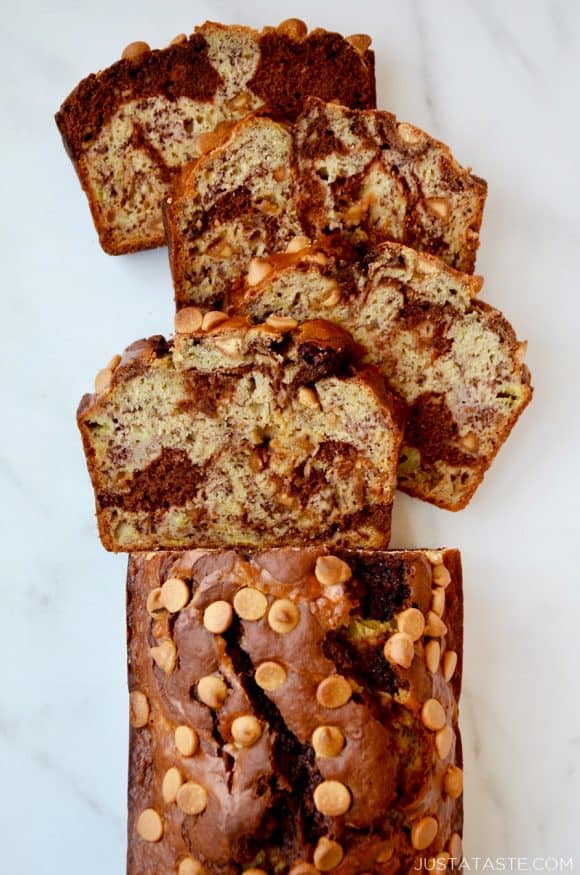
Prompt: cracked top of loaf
<box><xmin>55</xmin><ymin>21</ymin><xmax>376</xmax><ymax>254</ymax></box>
<box><xmin>235</xmin><ymin>239</ymin><xmax>532</xmax><ymax>510</ymax></box>
<box><xmin>127</xmin><ymin>546</ymin><xmax>463</xmax><ymax>874</ymax></box>
<box><xmin>77</xmin><ymin>317</ymin><xmax>405</xmax><ymax>551</ymax></box>
<box><xmin>166</xmin><ymin>101</ymin><xmax>486</xmax><ymax>311</ymax></box>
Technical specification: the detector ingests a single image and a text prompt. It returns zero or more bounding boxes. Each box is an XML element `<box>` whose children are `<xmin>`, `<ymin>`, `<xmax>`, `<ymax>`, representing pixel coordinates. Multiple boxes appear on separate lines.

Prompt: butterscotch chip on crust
<box><xmin>126</xmin><ymin>547</ymin><xmax>464</xmax><ymax>874</ymax></box>
<box><xmin>238</xmin><ymin>240</ymin><xmax>532</xmax><ymax>510</ymax></box>
<box><xmin>55</xmin><ymin>23</ymin><xmax>376</xmax><ymax>255</ymax></box>
<box><xmin>77</xmin><ymin>320</ymin><xmax>405</xmax><ymax>551</ymax></box>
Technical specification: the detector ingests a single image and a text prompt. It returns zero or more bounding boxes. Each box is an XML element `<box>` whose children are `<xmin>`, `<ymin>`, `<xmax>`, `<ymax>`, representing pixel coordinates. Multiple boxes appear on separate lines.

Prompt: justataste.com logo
<box><xmin>414</xmin><ymin>859</ymin><xmax>574</xmax><ymax>872</ymax></box>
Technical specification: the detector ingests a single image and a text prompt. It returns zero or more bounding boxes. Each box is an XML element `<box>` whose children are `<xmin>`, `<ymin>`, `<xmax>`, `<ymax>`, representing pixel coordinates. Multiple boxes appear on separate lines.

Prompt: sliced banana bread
<box><xmin>236</xmin><ymin>240</ymin><xmax>532</xmax><ymax>510</ymax></box>
<box><xmin>55</xmin><ymin>22</ymin><xmax>376</xmax><ymax>255</ymax></box>
<box><xmin>167</xmin><ymin>102</ymin><xmax>486</xmax><ymax>310</ymax></box>
<box><xmin>77</xmin><ymin>318</ymin><xmax>405</xmax><ymax>551</ymax></box>
<box><xmin>294</xmin><ymin>98</ymin><xmax>487</xmax><ymax>274</ymax></box>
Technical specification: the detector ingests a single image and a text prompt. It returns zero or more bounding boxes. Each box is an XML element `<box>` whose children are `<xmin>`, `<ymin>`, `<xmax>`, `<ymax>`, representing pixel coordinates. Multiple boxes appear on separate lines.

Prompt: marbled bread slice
<box><xmin>235</xmin><ymin>240</ymin><xmax>532</xmax><ymax>510</ymax></box>
<box><xmin>294</xmin><ymin>97</ymin><xmax>487</xmax><ymax>274</ymax></box>
<box><xmin>77</xmin><ymin>318</ymin><xmax>405</xmax><ymax>551</ymax></box>
<box><xmin>55</xmin><ymin>22</ymin><xmax>376</xmax><ymax>255</ymax></box>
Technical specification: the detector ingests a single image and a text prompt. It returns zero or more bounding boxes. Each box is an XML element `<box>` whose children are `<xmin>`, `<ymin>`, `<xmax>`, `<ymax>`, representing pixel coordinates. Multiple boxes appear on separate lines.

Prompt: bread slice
<box><xmin>166</xmin><ymin>114</ymin><xmax>302</xmax><ymax>311</ymax></box>
<box><xmin>235</xmin><ymin>240</ymin><xmax>532</xmax><ymax>510</ymax></box>
<box><xmin>167</xmin><ymin>101</ymin><xmax>486</xmax><ymax>311</ymax></box>
<box><xmin>77</xmin><ymin>318</ymin><xmax>405</xmax><ymax>551</ymax></box>
<box><xmin>55</xmin><ymin>22</ymin><xmax>376</xmax><ymax>255</ymax></box>
<box><xmin>294</xmin><ymin>98</ymin><xmax>487</xmax><ymax>274</ymax></box>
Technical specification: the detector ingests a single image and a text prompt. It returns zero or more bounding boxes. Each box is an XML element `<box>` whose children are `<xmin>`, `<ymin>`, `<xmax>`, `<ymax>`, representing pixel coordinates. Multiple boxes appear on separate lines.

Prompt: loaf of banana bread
<box><xmin>167</xmin><ymin>102</ymin><xmax>486</xmax><ymax>310</ymax></box>
<box><xmin>126</xmin><ymin>546</ymin><xmax>463</xmax><ymax>874</ymax></box>
<box><xmin>55</xmin><ymin>22</ymin><xmax>376</xmax><ymax>255</ymax></box>
<box><xmin>235</xmin><ymin>239</ymin><xmax>532</xmax><ymax>510</ymax></box>
<box><xmin>77</xmin><ymin>318</ymin><xmax>405</xmax><ymax>551</ymax></box>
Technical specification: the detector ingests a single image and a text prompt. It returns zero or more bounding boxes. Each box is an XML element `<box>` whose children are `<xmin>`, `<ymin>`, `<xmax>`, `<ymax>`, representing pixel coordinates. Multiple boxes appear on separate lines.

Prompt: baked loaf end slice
<box><xmin>166</xmin><ymin>114</ymin><xmax>302</xmax><ymax>311</ymax></box>
<box><xmin>237</xmin><ymin>239</ymin><xmax>532</xmax><ymax>510</ymax></box>
<box><xmin>294</xmin><ymin>98</ymin><xmax>487</xmax><ymax>274</ymax></box>
<box><xmin>127</xmin><ymin>546</ymin><xmax>463</xmax><ymax>874</ymax></box>
<box><xmin>55</xmin><ymin>21</ymin><xmax>376</xmax><ymax>255</ymax></box>
<box><xmin>77</xmin><ymin>318</ymin><xmax>405</xmax><ymax>551</ymax></box>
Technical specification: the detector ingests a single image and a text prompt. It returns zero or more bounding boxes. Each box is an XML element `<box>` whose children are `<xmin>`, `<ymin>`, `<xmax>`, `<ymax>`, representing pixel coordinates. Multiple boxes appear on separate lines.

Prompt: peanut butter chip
<box><xmin>314</xmin><ymin>555</ymin><xmax>352</xmax><ymax>586</ymax></box>
<box><xmin>425</xmin><ymin>611</ymin><xmax>448</xmax><ymax>637</ymax></box>
<box><xmin>448</xmin><ymin>833</ymin><xmax>463</xmax><ymax>864</ymax></box>
<box><xmin>433</xmin><ymin>564</ymin><xmax>452</xmax><ymax>588</ymax></box>
<box><xmin>203</xmin><ymin>600</ymin><xmax>233</xmax><ymax>634</ymax></box>
<box><xmin>201</xmin><ymin>310</ymin><xmax>228</xmax><ymax>331</ymax></box>
<box><xmin>443</xmin><ymin>650</ymin><xmax>458</xmax><ymax>682</ymax></box>
<box><xmin>313</xmin><ymin>780</ymin><xmax>351</xmax><ymax>816</ymax></box>
<box><xmin>129</xmin><ymin>691</ymin><xmax>150</xmax><ymax>728</ymax></box>
<box><xmin>316</xmin><ymin>675</ymin><xmax>352</xmax><ymax>709</ymax></box>
<box><xmin>277</xmin><ymin>18</ymin><xmax>307</xmax><ymax>38</ymax></box>
<box><xmin>376</xmin><ymin>843</ymin><xmax>394</xmax><ymax>863</ymax></box>
<box><xmin>297</xmin><ymin>386</ymin><xmax>320</xmax><ymax>409</ymax></box>
<box><xmin>137</xmin><ymin>808</ymin><xmax>163</xmax><ymax>842</ymax></box>
<box><xmin>231</xmin><ymin>715</ymin><xmax>262</xmax><ymax>748</ymax></box>
<box><xmin>197</xmin><ymin>675</ymin><xmax>228</xmax><ymax>709</ymax></box>
<box><xmin>94</xmin><ymin>367</ymin><xmax>113</xmax><ymax>394</ymax></box>
<box><xmin>286</xmin><ymin>235</ymin><xmax>311</xmax><ymax>253</ymax></box>
<box><xmin>312</xmin><ymin>725</ymin><xmax>345</xmax><ymax>758</ymax></box>
<box><xmin>289</xmin><ymin>865</ymin><xmax>318</xmax><ymax>875</ymax></box>
<box><xmin>255</xmin><ymin>661</ymin><xmax>287</xmax><ymax>691</ymax></box>
<box><xmin>421</xmin><ymin>698</ymin><xmax>447</xmax><ymax>731</ymax></box>
<box><xmin>322</xmin><ymin>287</ymin><xmax>341</xmax><ymax>308</ymax></box>
<box><xmin>426</xmin><ymin>197</ymin><xmax>451</xmax><ymax>221</ymax></box>
<box><xmin>397</xmin><ymin>122</ymin><xmax>422</xmax><ymax>145</ymax></box>
<box><xmin>425</xmin><ymin>550</ymin><xmax>443</xmax><ymax>566</ymax></box>
<box><xmin>146</xmin><ymin>587</ymin><xmax>166</xmax><ymax>618</ymax></box>
<box><xmin>175</xmin><ymin>725</ymin><xmax>199</xmax><ymax>757</ymax></box>
<box><xmin>162</xmin><ymin>766</ymin><xmax>183</xmax><ymax>804</ymax></box>
<box><xmin>431</xmin><ymin>587</ymin><xmax>446</xmax><ymax>617</ymax></box>
<box><xmin>170</xmin><ymin>33</ymin><xmax>187</xmax><ymax>46</ymax></box>
<box><xmin>396</xmin><ymin>607</ymin><xmax>425</xmax><ymax>641</ymax></box>
<box><xmin>346</xmin><ymin>33</ymin><xmax>372</xmax><ymax>52</ymax></box>
<box><xmin>214</xmin><ymin>336</ymin><xmax>242</xmax><ymax>358</ymax></box>
<box><xmin>435</xmin><ymin>724</ymin><xmax>455</xmax><ymax>759</ymax></box>
<box><xmin>233</xmin><ymin>587</ymin><xmax>268</xmax><ymax>621</ymax></box>
<box><xmin>175</xmin><ymin>307</ymin><xmax>203</xmax><ymax>333</ymax></box>
<box><xmin>176</xmin><ymin>781</ymin><xmax>208</xmax><ymax>816</ymax></box>
<box><xmin>161</xmin><ymin>577</ymin><xmax>190</xmax><ymax>613</ymax></box>
<box><xmin>107</xmin><ymin>353</ymin><xmax>122</xmax><ymax>371</ymax></box>
<box><xmin>178</xmin><ymin>858</ymin><xmax>206</xmax><ymax>875</ymax></box>
<box><xmin>411</xmin><ymin>815</ymin><xmax>438</xmax><ymax>850</ymax></box>
<box><xmin>383</xmin><ymin>631</ymin><xmax>414</xmax><ymax>668</ymax></box>
<box><xmin>122</xmin><ymin>41</ymin><xmax>151</xmax><ymax>61</ymax></box>
<box><xmin>268</xmin><ymin>598</ymin><xmax>300</xmax><ymax>634</ymax></box>
<box><xmin>150</xmin><ymin>639</ymin><xmax>177</xmax><ymax>674</ymax></box>
<box><xmin>444</xmin><ymin>765</ymin><xmax>463</xmax><ymax>799</ymax></box>
<box><xmin>265</xmin><ymin>315</ymin><xmax>298</xmax><ymax>332</ymax></box>
<box><xmin>425</xmin><ymin>640</ymin><xmax>441</xmax><ymax>674</ymax></box>
<box><xmin>247</xmin><ymin>258</ymin><xmax>273</xmax><ymax>286</ymax></box>
<box><xmin>313</xmin><ymin>837</ymin><xmax>344</xmax><ymax>871</ymax></box>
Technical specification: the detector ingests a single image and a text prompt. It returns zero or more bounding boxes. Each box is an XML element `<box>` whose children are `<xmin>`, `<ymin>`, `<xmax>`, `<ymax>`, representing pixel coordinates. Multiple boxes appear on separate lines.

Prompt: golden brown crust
<box><xmin>55</xmin><ymin>22</ymin><xmax>376</xmax><ymax>255</ymax></box>
<box><xmin>127</xmin><ymin>547</ymin><xmax>463</xmax><ymax>874</ymax></box>
<box><xmin>237</xmin><ymin>241</ymin><xmax>532</xmax><ymax>510</ymax></box>
<box><xmin>77</xmin><ymin>320</ymin><xmax>405</xmax><ymax>551</ymax></box>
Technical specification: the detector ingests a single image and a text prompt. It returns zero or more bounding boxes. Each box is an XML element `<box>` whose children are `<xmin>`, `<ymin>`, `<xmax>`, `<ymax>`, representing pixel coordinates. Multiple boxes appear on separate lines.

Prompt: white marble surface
<box><xmin>2</xmin><ymin>0</ymin><xmax>580</xmax><ymax>871</ymax></box>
